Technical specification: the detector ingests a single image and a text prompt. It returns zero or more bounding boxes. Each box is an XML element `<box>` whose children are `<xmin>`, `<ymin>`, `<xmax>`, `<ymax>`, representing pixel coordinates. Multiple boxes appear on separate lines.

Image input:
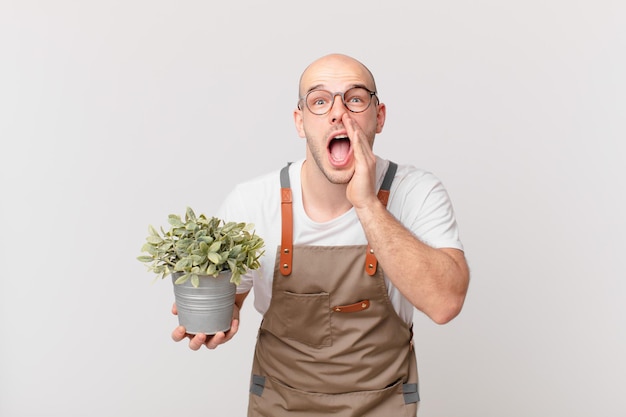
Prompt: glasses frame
<box><xmin>298</xmin><ymin>87</ymin><xmax>378</xmax><ymax>116</ymax></box>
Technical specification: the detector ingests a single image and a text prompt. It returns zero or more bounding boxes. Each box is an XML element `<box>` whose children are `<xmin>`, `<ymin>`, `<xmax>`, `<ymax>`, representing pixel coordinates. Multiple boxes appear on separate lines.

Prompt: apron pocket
<box><xmin>276</xmin><ymin>291</ymin><xmax>332</xmax><ymax>348</ymax></box>
<box><xmin>249</xmin><ymin>376</ymin><xmax>414</xmax><ymax>417</ymax></box>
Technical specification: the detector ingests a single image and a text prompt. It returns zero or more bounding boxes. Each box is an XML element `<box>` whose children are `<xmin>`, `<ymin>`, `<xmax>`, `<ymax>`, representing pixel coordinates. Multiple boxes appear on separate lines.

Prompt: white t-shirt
<box><xmin>216</xmin><ymin>157</ymin><xmax>464</xmax><ymax>324</ymax></box>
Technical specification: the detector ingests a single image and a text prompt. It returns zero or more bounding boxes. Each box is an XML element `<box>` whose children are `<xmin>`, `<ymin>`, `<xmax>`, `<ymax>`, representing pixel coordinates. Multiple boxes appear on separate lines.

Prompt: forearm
<box><xmin>235</xmin><ymin>291</ymin><xmax>249</xmax><ymax>311</ymax></box>
<box><xmin>356</xmin><ymin>202</ymin><xmax>469</xmax><ymax>324</ymax></box>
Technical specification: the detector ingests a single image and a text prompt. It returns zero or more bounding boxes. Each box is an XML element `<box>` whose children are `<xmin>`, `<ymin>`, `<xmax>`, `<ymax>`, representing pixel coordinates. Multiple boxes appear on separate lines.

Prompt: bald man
<box><xmin>172</xmin><ymin>53</ymin><xmax>470</xmax><ymax>416</ymax></box>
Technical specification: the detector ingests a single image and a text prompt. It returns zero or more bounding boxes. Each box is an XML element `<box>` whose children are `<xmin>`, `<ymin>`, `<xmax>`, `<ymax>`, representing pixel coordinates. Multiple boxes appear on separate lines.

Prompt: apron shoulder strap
<box><xmin>279</xmin><ymin>163</ymin><xmax>293</xmax><ymax>276</ymax></box>
<box><xmin>381</xmin><ymin>161</ymin><xmax>398</xmax><ymax>191</ymax></box>
<box><xmin>365</xmin><ymin>160</ymin><xmax>398</xmax><ymax>275</ymax></box>
<box><xmin>280</xmin><ymin>162</ymin><xmax>292</xmax><ymax>188</ymax></box>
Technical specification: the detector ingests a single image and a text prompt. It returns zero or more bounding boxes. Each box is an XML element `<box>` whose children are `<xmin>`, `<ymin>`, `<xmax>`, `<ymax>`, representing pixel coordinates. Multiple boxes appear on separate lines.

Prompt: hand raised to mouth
<box><xmin>343</xmin><ymin>112</ymin><xmax>378</xmax><ymax>210</ymax></box>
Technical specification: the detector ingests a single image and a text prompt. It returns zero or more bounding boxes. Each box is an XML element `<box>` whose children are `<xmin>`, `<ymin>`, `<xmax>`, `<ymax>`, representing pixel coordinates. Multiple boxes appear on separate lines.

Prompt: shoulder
<box><xmin>380</xmin><ymin>157</ymin><xmax>463</xmax><ymax>245</ymax></box>
<box><xmin>216</xmin><ymin>161</ymin><xmax>301</xmax><ymax>230</ymax></box>
<box><xmin>216</xmin><ymin>167</ymin><xmax>281</xmax><ymax>221</ymax></box>
<box><xmin>395</xmin><ymin>163</ymin><xmax>439</xmax><ymax>184</ymax></box>
<box><xmin>381</xmin><ymin>159</ymin><xmax>447</xmax><ymax>202</ymax></box>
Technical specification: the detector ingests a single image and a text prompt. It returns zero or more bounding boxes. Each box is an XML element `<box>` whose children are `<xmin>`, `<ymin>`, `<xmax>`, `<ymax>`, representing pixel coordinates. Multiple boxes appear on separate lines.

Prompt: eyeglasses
<box><xmin>299</xmin><ymin>87</ymin><xmax>378</xmax><ymax>115</ymax></box>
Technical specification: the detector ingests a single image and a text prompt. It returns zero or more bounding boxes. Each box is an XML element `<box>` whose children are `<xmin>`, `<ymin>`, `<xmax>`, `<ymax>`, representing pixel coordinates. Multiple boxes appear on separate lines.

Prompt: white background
<box><xmin>1</xmin><ymin>1</ymin><xmax>624</xmax><ymax>416</ymax></box>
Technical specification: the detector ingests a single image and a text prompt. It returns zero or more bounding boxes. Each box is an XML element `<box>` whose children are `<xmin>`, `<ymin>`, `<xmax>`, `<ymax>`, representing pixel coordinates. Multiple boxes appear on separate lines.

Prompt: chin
<box><xmin>324</xmin><ymin>167</ymin><xmax>354</xmax><ymax>185</ymax></box>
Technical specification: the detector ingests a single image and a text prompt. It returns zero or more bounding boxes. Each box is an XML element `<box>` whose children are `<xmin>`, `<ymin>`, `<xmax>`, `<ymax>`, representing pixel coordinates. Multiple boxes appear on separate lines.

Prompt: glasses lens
<box><xmin>306</xmin><ymin>90</ymin><xmax>333</xmax><ymax>115</ymax></box>
<box><xmin>343</xmin><ymin>87</ymin><xmax>372</xmax><ymax>113</ymax></box>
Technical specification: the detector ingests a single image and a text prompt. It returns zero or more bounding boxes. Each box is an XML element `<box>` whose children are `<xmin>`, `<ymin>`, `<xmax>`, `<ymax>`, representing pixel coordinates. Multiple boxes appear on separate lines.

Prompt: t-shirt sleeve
<box><xmin>392</xmin><ymin>169</ymin><xmax>464</xmax><ymax>251</ymax></box>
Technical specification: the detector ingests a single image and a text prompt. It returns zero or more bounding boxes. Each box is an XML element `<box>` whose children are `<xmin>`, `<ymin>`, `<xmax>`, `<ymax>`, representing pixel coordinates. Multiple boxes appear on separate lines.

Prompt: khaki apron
<box><xmin>248</xmin><ymin>162</ymin><xmax>419</xmax><ymax>417</ymax></box>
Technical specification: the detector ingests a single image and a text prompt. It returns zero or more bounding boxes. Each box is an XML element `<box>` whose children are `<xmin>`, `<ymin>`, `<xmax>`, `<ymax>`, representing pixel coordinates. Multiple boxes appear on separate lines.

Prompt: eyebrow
<box><xmin>304</xmin><ymin>83</ymin><xmax>371</xmax><ymax>95</ymax></box>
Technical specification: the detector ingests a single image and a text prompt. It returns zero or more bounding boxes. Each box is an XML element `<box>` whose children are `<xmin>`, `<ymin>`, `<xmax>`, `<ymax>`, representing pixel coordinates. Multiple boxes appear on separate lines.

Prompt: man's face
<box><xmin>294</xmin><ymin>56</ymin><xmax>386</xmax><ymax>185</ymax></box>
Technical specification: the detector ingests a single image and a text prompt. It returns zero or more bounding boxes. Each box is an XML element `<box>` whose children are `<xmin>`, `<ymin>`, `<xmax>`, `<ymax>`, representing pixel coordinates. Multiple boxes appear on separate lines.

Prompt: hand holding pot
<box><xmin>171</xmin><ymin>302</ymin><xmax>241</xmax><ymax>350</ymax></box>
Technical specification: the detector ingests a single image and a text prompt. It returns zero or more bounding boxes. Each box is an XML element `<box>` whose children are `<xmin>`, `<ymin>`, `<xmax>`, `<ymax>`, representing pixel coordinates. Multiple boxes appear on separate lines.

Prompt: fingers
<box><xmin>224</xmin><ymin>318</ymin><xmax>240</xmax><ymax>342</ymax></box>
<box><xmin>171</xmin><ymin>303</ymin><xmax>178</xmax><ymax>315</ymax></box>
<box><xmin>188</xmin><ymin>333</ymin><xmax>208</xmax><ymax>351</ymax></box>
<box><xmin>171</xmin><ymin>320</ymin><xmax>239</xmax><ymax>350</ymax></box>
<box><xmin>230</xmin><ymin>317</ymin><xmax>240</xmax><ymax>334</ymax></box>
<box><xmin>205</xmin><ymin>318</ymin><xmax>239</xmax><ymax>349</ymax></box>
<box><xmin>204</xmin><ymin>332</ymin><xmax>226</xmax><ymax>350</ymax></box>
<box><xmin>171</xmin><ymin>306</ymin><xmax>241</xmax><ymax>351</ymax></box>
<box><xmin>171</xmin><ymin>326</ymin><xmax>209</xmax><ymax>351</ymax></box>
<box><xmin>171</xmin><ymin>325</ymin><xmax>187</xmax><ymax>342</ymax></box>
<box><xmin>342</xmin><ymin>113</ymin><xmax>377</xmax><ymax>208</ymax></box>
<box><xmin>343</xmin><ymin>113</ymin><xmax>362</xmax><ymax>155</ymax></box>
<box><xmin>342</xmin><ymin>113</ymin><xmax>375</xmax><ymax>163</ymax></box>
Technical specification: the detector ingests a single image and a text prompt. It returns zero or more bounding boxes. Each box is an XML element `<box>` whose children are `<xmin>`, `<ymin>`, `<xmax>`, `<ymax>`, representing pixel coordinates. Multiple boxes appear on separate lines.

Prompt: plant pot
<box><xmin>171</xmin><ymin>271</ymin><xmax>236</xmax><ymax>335</ymax></box>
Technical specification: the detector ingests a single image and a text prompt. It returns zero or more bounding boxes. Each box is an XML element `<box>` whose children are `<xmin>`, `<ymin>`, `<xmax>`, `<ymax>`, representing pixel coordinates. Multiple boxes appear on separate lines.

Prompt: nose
<box><xmin>329</xmin><ymin>93</ymin><xmax>348</xmax><ymax>123</ymax></box>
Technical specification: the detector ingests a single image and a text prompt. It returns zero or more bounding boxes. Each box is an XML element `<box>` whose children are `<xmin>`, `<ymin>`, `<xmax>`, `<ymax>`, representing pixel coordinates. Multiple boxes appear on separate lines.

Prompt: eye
<box><xmin>345</xmin><ymin>88</ymin><xmax>368</xmax><ymax>104</ymax></box>
<box><xmin>307</xmin><ymin>91</ymin><xmax>331</xmax><ymax>108</ymax></box>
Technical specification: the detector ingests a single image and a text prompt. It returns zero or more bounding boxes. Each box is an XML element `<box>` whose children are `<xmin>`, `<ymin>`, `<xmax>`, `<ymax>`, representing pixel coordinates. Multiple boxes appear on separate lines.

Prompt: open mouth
<box><xmin>328</xmin><ymin>135</ymin><xmax>351</xmax><ymax>163</ymax></box>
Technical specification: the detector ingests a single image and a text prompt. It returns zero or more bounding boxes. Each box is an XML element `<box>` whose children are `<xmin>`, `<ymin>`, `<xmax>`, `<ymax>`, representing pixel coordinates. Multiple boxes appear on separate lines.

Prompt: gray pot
<box><xmin>171</xmin><ymin>271</ymin><xmax>236</xmax><ymax>335</ymax></box>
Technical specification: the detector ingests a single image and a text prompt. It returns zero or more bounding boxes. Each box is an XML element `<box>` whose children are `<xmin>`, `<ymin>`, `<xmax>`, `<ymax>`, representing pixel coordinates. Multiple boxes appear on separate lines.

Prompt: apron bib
<box><xmin>248</xmin><ymin>162</ymin><xmax>419</xmax><ymax>417</ymax></box>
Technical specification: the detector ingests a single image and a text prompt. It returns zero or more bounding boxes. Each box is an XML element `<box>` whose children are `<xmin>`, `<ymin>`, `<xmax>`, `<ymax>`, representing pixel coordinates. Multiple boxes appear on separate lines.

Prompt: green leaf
<box><xmin>168</xmin><ymin>215</ymin><xmax>184</xmax><ymax>228</ymax></box>
<box><xmin>230</xmin><ymin>270</ymin><xmax>241</xmax><ymax>286</ymax></box>
<box><xmin>208</xmin><ymin>252</ymin><xmax>221</xmax><ymax>264</ymax></box>
<box><xmin>137</xmin><ymin>255</ymin><xmax>154</xmax><ymax>263</ymax></box>
<box><xmin>185</xmin><ymin>207</ymin><xmax>197</xmax><ymax>222</ymax></box>
<box><xmin>174</xmin><ymin>258</ymin><xmax>191</xmax><ymax>270</ymax></box>
<box><xmin>191</xmin><ymin>274</ymin><xmax>199</xmax><ymax>288</ymax></box>
<box><xmin>208</xmin><ymin>241</ymin><xmax>221</xmax><ymax>252</ymax></box>
<box><xmin>174</xmin><ymin>273</ymin><xmax>190</xmax><ymax>284</ymax></box>
<box><xmin>230</xmin><ymin>244</ymin><xmax>243</xmax><ymax>256</ymax></box>
<box><xmin>190</xmin><ymin>255</ymin><xmax>204</xmax><ymax>265</ymax></box>
<box><xmin>146</xmin><ymin>235</ymin><xmax>163</xmax><ymax>244</ymax></box>
<box><xmin>141</xmin><ymin>243</ymin><xmax>157</xmax><ymax>254</ymax></box>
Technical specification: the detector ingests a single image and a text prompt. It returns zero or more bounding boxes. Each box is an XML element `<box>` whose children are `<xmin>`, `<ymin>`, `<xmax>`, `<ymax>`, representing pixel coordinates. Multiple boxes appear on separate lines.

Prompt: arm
<box><xmin>356</xmin><ymin>202</ymin><xmax>469</xmax><ymax>324</ymax></box>
<box><xmin>171</xmin><ymin>290</ymin><xmax>250</xmax><ymax>350</ymax></box>
<box><xmin>344</xmin><ymin>113</ymin><xmax>469</xmax><ymax>324</ymax></box>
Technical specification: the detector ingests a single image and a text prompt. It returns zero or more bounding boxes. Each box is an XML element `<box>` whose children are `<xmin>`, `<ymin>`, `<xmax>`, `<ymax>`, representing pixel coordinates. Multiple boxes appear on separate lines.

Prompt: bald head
<box><xmin>298</xmin><ymin>54</ymin><xmax>378</xmax><ymax>98</ymax></box>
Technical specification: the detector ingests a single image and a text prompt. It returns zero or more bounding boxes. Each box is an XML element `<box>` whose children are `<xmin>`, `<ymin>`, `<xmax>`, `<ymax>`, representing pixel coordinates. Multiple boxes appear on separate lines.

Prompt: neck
<box><xmin>300</xmin><ymin>160</ymin><xmax>353</xmax><ymax>222</ymax></box>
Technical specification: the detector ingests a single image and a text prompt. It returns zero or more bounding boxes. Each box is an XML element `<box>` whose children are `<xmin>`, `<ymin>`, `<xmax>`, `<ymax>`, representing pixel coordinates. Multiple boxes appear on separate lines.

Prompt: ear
<box><xmin>294</xmin><ymin>107</ymin><xmax>306</xmax><ymax>138</ymax></box>
<box><xmin>375</xmin><ymin>102</ymin><xmax>386</xmax><ymax>134</ymax></box>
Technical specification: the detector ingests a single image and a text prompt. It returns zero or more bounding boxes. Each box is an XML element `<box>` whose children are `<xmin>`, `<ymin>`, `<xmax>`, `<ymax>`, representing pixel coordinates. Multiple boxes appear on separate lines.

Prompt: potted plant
<box><xmin>137</xmin><ymin>207</ymin><xmax>265</xmax><ymax>334</ymax></box>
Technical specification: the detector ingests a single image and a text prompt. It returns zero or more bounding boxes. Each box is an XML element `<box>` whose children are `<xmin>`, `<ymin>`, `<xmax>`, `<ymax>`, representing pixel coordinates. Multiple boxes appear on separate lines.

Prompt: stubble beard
<box><xmin>307</xmin><ymin>138</ymin><xmax>354</xmax><ymax>185</ymax></box>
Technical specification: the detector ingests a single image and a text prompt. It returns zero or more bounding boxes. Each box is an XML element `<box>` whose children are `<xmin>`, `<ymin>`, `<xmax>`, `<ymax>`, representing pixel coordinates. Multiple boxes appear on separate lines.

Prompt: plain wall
<box><xmin>1</xmin><ymin>1</ymin><xmax>624</xmax><ymax>416</ymax></box>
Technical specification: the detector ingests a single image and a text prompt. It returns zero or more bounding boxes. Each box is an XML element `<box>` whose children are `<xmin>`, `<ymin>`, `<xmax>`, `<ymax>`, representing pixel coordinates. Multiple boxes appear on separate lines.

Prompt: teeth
<box><xmin>334</xmin><ymin>135</ymin><xmax>349</xmax><ymax>140</ymax></box>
